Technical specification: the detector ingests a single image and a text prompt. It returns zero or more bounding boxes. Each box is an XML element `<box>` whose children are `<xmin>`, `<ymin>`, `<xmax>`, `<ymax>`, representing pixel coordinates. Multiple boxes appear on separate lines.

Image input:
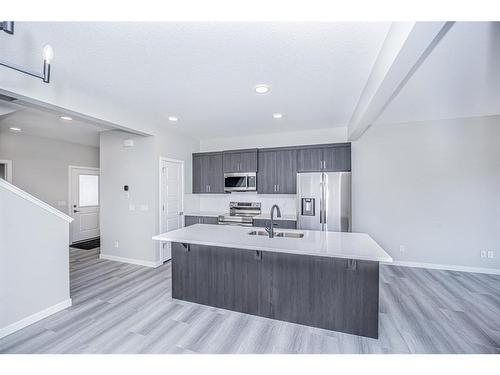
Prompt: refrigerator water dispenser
<box><xmin>301</xmin><ymin>198</ymin><xmax>315</xmax><ymax>216</ymax></box>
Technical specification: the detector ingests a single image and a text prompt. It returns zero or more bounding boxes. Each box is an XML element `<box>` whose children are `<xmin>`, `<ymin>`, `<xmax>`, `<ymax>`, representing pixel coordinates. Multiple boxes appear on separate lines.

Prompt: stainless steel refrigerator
<box><xmin>296</xmin><ymin>172</ymin><xmax>351</xmax><ymax>232</ymax></box>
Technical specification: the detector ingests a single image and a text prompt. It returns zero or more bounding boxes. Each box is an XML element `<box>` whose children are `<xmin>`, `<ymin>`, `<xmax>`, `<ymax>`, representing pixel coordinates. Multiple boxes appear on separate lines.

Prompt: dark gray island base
<box><xmin>171</xmin><ymin>242</ymin><xmax>380</xmax><ymax>338</ymax></box>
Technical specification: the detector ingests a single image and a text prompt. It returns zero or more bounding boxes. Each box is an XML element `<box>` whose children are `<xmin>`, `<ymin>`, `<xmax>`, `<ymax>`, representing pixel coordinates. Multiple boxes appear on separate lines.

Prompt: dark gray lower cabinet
<box><xmin>252</xmin><ymin>219</ymin><xmax>296</xmax><ymax>229</ymax></box>
<box><xmin>184</xmin><ymin>216</ymin><xmax>199</xmax><ymax>227</ymax></box>
<box><xmin>171</xmin><ymin>243</ymin><xmax>379</xmax><ymax>338</ymax></box>
<box><xmin>184</xmin><ymin>216</ymin><xmax>218</xmax><ymax>226</ymax></box>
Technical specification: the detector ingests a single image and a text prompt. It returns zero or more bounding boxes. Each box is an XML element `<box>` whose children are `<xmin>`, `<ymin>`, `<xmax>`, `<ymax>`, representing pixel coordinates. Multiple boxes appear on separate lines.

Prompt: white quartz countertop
<box><xmin>253</xmin><ymin>213</ymin><xmax>297</xmax><ymax>221</ymax></box>
<box><xmin>184</xmin><ymin>211</ymin><xmax>227</xmax><ymax>218</ymax></box>
<box><xmin>152</xmin><ymin>224</ymin><xmax>392</xmax><ymax>262</ymax></box>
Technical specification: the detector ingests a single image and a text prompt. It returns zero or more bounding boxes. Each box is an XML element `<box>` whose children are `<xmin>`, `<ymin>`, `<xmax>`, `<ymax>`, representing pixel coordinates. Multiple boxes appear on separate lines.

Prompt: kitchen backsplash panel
<box><xmin>186</xmin><ymin>192</ymin><xmax>297</xmax><ymax>215</ymax></box>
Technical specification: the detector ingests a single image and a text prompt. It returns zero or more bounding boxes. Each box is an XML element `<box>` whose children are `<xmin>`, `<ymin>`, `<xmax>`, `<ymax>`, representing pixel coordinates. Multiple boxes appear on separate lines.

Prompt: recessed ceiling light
<box><xmin>168</xmin><ymin>116</ymin><xmax>179</xmax><ymax>122</ymax></box>
<box><xmin>273</xmin><ymin>113</ymin><xmax>283</xmax><ymax>119</ymax></box>
<box><xmin>9</xmin><ymin>127</ymin><xmax>21</xmax><ymax>132</ymax></box>
<box><xmin>254</xmin><ymin>85</ymin><xmax>270</xmax><ymax>94</ymax></box>
<box><xmin>60</xmin><ymin>116</ymin><xmax>73</xmax><ymax>121</ymax></box>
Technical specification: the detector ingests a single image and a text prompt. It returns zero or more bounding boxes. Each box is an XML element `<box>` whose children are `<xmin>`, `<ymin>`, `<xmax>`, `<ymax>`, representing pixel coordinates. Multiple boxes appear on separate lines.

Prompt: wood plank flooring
<box><xmin>1</xmin><ymin>248</ymin><xmax>499</xmax><ymax>354</ymax></box>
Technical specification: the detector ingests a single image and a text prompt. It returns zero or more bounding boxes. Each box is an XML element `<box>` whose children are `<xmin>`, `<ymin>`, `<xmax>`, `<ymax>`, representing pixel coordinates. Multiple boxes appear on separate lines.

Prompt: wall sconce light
<box><xmin>0</xmin><ymin>21</ymin><xmax>54</xmax><ymax>83</ymax></box>
<box><xmin>0</xmin><ymin>21</ymin><xmax>14</xmax><ymax>34</ymax></box>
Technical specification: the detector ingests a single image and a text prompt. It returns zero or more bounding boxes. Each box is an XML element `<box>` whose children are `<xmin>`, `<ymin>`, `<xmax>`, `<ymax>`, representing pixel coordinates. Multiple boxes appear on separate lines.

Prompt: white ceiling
<box><xmin>0</xmin><ymin>107</ymin><xmax>106</xmax><ymax>147</ymax></box>
<box><xmin>377</xmin><ymin>22</ymin><xmax>500</xmax><ymax>125</ymax></box>
<box><xmin>0</xmin><ymin>22</ymin><xmax>391</xmax><ymax>140</ymax></box>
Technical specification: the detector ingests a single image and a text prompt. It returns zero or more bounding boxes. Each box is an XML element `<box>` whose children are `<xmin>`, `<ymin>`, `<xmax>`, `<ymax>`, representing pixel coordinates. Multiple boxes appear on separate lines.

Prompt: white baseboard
<box><xmin>0</xmin><ymin>298</ymin><xmax>72</xmax><ymax>340</ymax></box>
<box><xmin>384</xmin><ymin>260</ymin><xmax>500</xmax><ymax>275</ymax></box>
<box><xmin>99</xmin><ymin>253</ymin><xmax>163</xmax><ymax>268</ymax></box>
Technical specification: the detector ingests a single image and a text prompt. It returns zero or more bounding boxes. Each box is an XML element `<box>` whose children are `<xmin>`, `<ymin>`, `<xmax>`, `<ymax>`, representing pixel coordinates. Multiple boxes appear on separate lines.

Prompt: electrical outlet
<box><xmin>487</xmin><ymin>251</ymin><xmax>494</xmax><ymax>259</ymax></box>
<box><xmin>480</xmin><ymin>250</ymin><xmax>487</xmax><ymax>258</ymax></box>
<box><xmin>399</xmin><ymin>245</ymin><xmax>406</xmax><ymax>253</ymax></box>
<box><xmin>114</xmin><ymin>241</ymin><xmax>119</xmax><ymax>248</ymax></box>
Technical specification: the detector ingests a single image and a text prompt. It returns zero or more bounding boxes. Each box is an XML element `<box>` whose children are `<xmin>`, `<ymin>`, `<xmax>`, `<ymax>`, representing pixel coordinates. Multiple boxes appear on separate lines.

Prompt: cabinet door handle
<box><xmin>277</xmin><ymin>184</ymin><xmax>280</xmax><ymax>192</ymax></box>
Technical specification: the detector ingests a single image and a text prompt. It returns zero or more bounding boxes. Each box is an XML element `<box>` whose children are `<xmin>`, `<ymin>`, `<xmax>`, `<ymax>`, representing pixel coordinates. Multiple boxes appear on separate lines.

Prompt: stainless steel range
<box><xmin>218</xmin><ymin>202</ymin><xmax>261</xmax><ymax>226</ymax></box>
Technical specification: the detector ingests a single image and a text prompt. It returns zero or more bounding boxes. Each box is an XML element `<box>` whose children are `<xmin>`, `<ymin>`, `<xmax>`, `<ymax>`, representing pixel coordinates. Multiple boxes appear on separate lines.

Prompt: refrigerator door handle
<box><xmin>320</xmin><ymin>173</ymin><xmax>326</xmax><ymax>228</ymax></box>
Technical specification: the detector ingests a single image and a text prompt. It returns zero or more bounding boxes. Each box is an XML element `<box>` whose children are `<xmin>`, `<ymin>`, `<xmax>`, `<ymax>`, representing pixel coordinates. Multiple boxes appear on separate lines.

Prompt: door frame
<box><xmin>0</xmin><ymin>160</ymin><xmax>13</xmax><ymax>182</ymax></box>
<box><xmin>68</xmin><ymin>165</ymin><xmax>100</xmax><ymax>244</ymax></box>
<box><xmin>158</xmin><ymin>157</ymin><xmax>185</xmax><ymax>260</ymax></box>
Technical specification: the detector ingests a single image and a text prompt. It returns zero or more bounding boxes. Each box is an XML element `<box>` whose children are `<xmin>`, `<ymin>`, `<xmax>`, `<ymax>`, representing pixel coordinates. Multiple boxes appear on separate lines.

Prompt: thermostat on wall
<box><xmin>123</xmin><ymin>139</ymin><xmax>134</xmax><ymax>147</ymax></box>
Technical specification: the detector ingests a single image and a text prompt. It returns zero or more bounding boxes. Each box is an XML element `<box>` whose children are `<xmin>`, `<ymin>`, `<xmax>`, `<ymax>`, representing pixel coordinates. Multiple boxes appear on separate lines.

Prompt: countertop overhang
<box><xmin>153</xmin><ymin>224</ymin><xmax>392</xmax><ymax>262</ymax></box>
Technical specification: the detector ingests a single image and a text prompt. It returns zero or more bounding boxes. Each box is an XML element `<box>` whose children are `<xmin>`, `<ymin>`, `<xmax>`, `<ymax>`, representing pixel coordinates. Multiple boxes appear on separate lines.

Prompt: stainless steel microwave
<box><xmin>224</xmin><ymin>172</ymin><xmax>257</xmax><ymax>192</ymax></box>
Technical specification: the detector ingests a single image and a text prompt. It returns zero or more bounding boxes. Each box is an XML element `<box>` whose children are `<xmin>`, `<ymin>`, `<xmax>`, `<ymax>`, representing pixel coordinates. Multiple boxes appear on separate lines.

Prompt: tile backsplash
<box><xmin>184</xmin><ymin>192</ymin><xmax>297</xmax><ymax>215</ymax></box>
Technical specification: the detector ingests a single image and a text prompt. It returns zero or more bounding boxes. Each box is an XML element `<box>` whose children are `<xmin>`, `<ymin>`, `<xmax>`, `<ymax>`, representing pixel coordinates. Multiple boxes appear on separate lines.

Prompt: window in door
<box><xmin>79</xmin><ymin>174</ymin><xmax>99</xmax><ymax>207</ymax></box>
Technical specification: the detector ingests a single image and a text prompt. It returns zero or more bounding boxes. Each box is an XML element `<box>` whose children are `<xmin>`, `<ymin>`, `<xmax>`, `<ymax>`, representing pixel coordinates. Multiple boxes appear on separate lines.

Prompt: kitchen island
<box><xmin>153</xmin><ymin>224</ymin><xmax>392</xmax><ymax>338</ymax></box>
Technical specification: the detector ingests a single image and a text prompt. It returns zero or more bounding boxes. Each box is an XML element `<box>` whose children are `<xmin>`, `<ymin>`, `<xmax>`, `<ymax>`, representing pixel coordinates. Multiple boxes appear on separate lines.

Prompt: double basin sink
<box><xmin>248</xmin><ymin>230</ymin><xmax>304</xmax><ymax>239</ymax></box>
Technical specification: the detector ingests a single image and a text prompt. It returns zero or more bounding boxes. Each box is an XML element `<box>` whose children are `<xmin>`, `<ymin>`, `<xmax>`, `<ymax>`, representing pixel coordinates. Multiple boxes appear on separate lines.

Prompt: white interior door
<box><xmin>160</xmin><ymin>159</ymin><xmax>184</xmax><ymax>261</ymax></box>
<box><xmin>70</xmin><ymin>167</ymin><xmax>100</xmax><ymax>243</ymax></box>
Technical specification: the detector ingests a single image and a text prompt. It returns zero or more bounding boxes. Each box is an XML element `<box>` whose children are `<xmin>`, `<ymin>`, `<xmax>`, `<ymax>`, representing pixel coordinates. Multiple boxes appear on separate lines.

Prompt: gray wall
<box><xmin>0</xmin><ymin>183</ymin><xmax>70</xmax><ymax>337</ymax></box>
<box><xmin>0</xmin><ymin>131</ymin><xmax>99</xmax><ymax>211</ymax></box>
<box><xmin>99</xmin><ymin>129</ymin><xmax>198</xmax><ymax>264</ymax></box>
<box><xmin>352</xmin><ymin>115</ymin><xmax>500</xmax><ymax>270</ymax></box>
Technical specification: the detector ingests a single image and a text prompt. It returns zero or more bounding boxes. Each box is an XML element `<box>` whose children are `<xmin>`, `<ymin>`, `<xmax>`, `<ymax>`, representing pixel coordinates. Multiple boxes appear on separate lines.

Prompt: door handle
<box><xmin>73</xmin><ymin>209</ymin><xmax>80</xmax><ymax>213</ymax></box>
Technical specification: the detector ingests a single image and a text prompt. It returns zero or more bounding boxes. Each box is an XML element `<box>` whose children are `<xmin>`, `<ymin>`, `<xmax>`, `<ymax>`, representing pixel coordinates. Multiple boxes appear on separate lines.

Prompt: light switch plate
<box><xmin>140</xmin><ymin>204</ymin><xmax>149</xmax><ymax>211</ymax></box>
<box><xmin>129</xmin><ymin>204</ymin><xmax>135</xmax><ymax>211</ymax></box>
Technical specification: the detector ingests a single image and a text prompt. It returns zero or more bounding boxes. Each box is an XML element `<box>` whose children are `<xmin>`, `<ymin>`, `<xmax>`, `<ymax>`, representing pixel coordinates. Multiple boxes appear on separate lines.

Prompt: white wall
<box><xmin>200</xmin><ymin>127</ymin><xmax>347</xmax><ymax>151</ymax></box>
<box><xmin>0</xmin><ymin>130</ymin><xmax>99</xmax><ymax>211</ymax></box>
<box><xmin>352</xmin><ymin>115</ymin><xmax>500</xmax><ymax>271</ymax></box>
<box><xmin>0</xmin><ymin>181</ymin><xmax>71</xmax><ymax>338</ymax></box>
<box><xmin>99</xmin><ymin>129</ymin><xmax>199</xmax><ymax>265</ymax></box>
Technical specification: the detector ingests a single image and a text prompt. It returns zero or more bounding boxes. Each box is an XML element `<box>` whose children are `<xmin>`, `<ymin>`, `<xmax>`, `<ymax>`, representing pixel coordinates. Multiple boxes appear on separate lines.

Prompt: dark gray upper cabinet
<box><xmin>192</xmin><ymin>152</ymin><xmax>224</xmax><ymax>194</ymax></box>
<box><xmin>257</xmin><ymin>148</ymin><xmax>297</xmax><ymax>194</ymax></box>
<box><xmin>194</xmin><ymin>143</ymin><xmax>349</xmax><ymax>194</ymax></box>
<box><xmin>323</xmin><ymin>145</ymin><xmax>351</xmax><ymax>172</ymax></box>
<box><xmin>297</xmin><ymin>144</ymin><xmax>351</xmax><ymax>172</ymax></box>
<box><xmin>192</xmin><ymin>155</ymin><xmax>207</xmax><ymax>193</ymax></box>
<box><xmin>275</xmin><ymin>149</ymin><xmax>297</xmax><ymax>194</ymax></box>
<box><xmin>296</xmin><ymin>147</ymin><xmax>323</xmax><ymax>172</ymax></box>
<box><xmin>222</xmin><ymin>149</ymin><xmax>258</xmax><ymax>172</ymax></box>
<box><xmin>257</xmin><ymin>151</ymin><xmax>276</xmax><ymax>194</ymax></box>
<box><xmin>208</xmin><ymin>153</ymin><xmax>224</xmax><ymax>193</ymax></box>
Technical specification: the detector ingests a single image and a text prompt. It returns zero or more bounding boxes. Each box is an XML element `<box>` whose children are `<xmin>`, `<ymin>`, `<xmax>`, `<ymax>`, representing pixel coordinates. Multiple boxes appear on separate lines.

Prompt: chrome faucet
<box><xmin>265</xmin><ymin>204</ymin><xmax>282</xmax><ymax>238</ymax></box>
